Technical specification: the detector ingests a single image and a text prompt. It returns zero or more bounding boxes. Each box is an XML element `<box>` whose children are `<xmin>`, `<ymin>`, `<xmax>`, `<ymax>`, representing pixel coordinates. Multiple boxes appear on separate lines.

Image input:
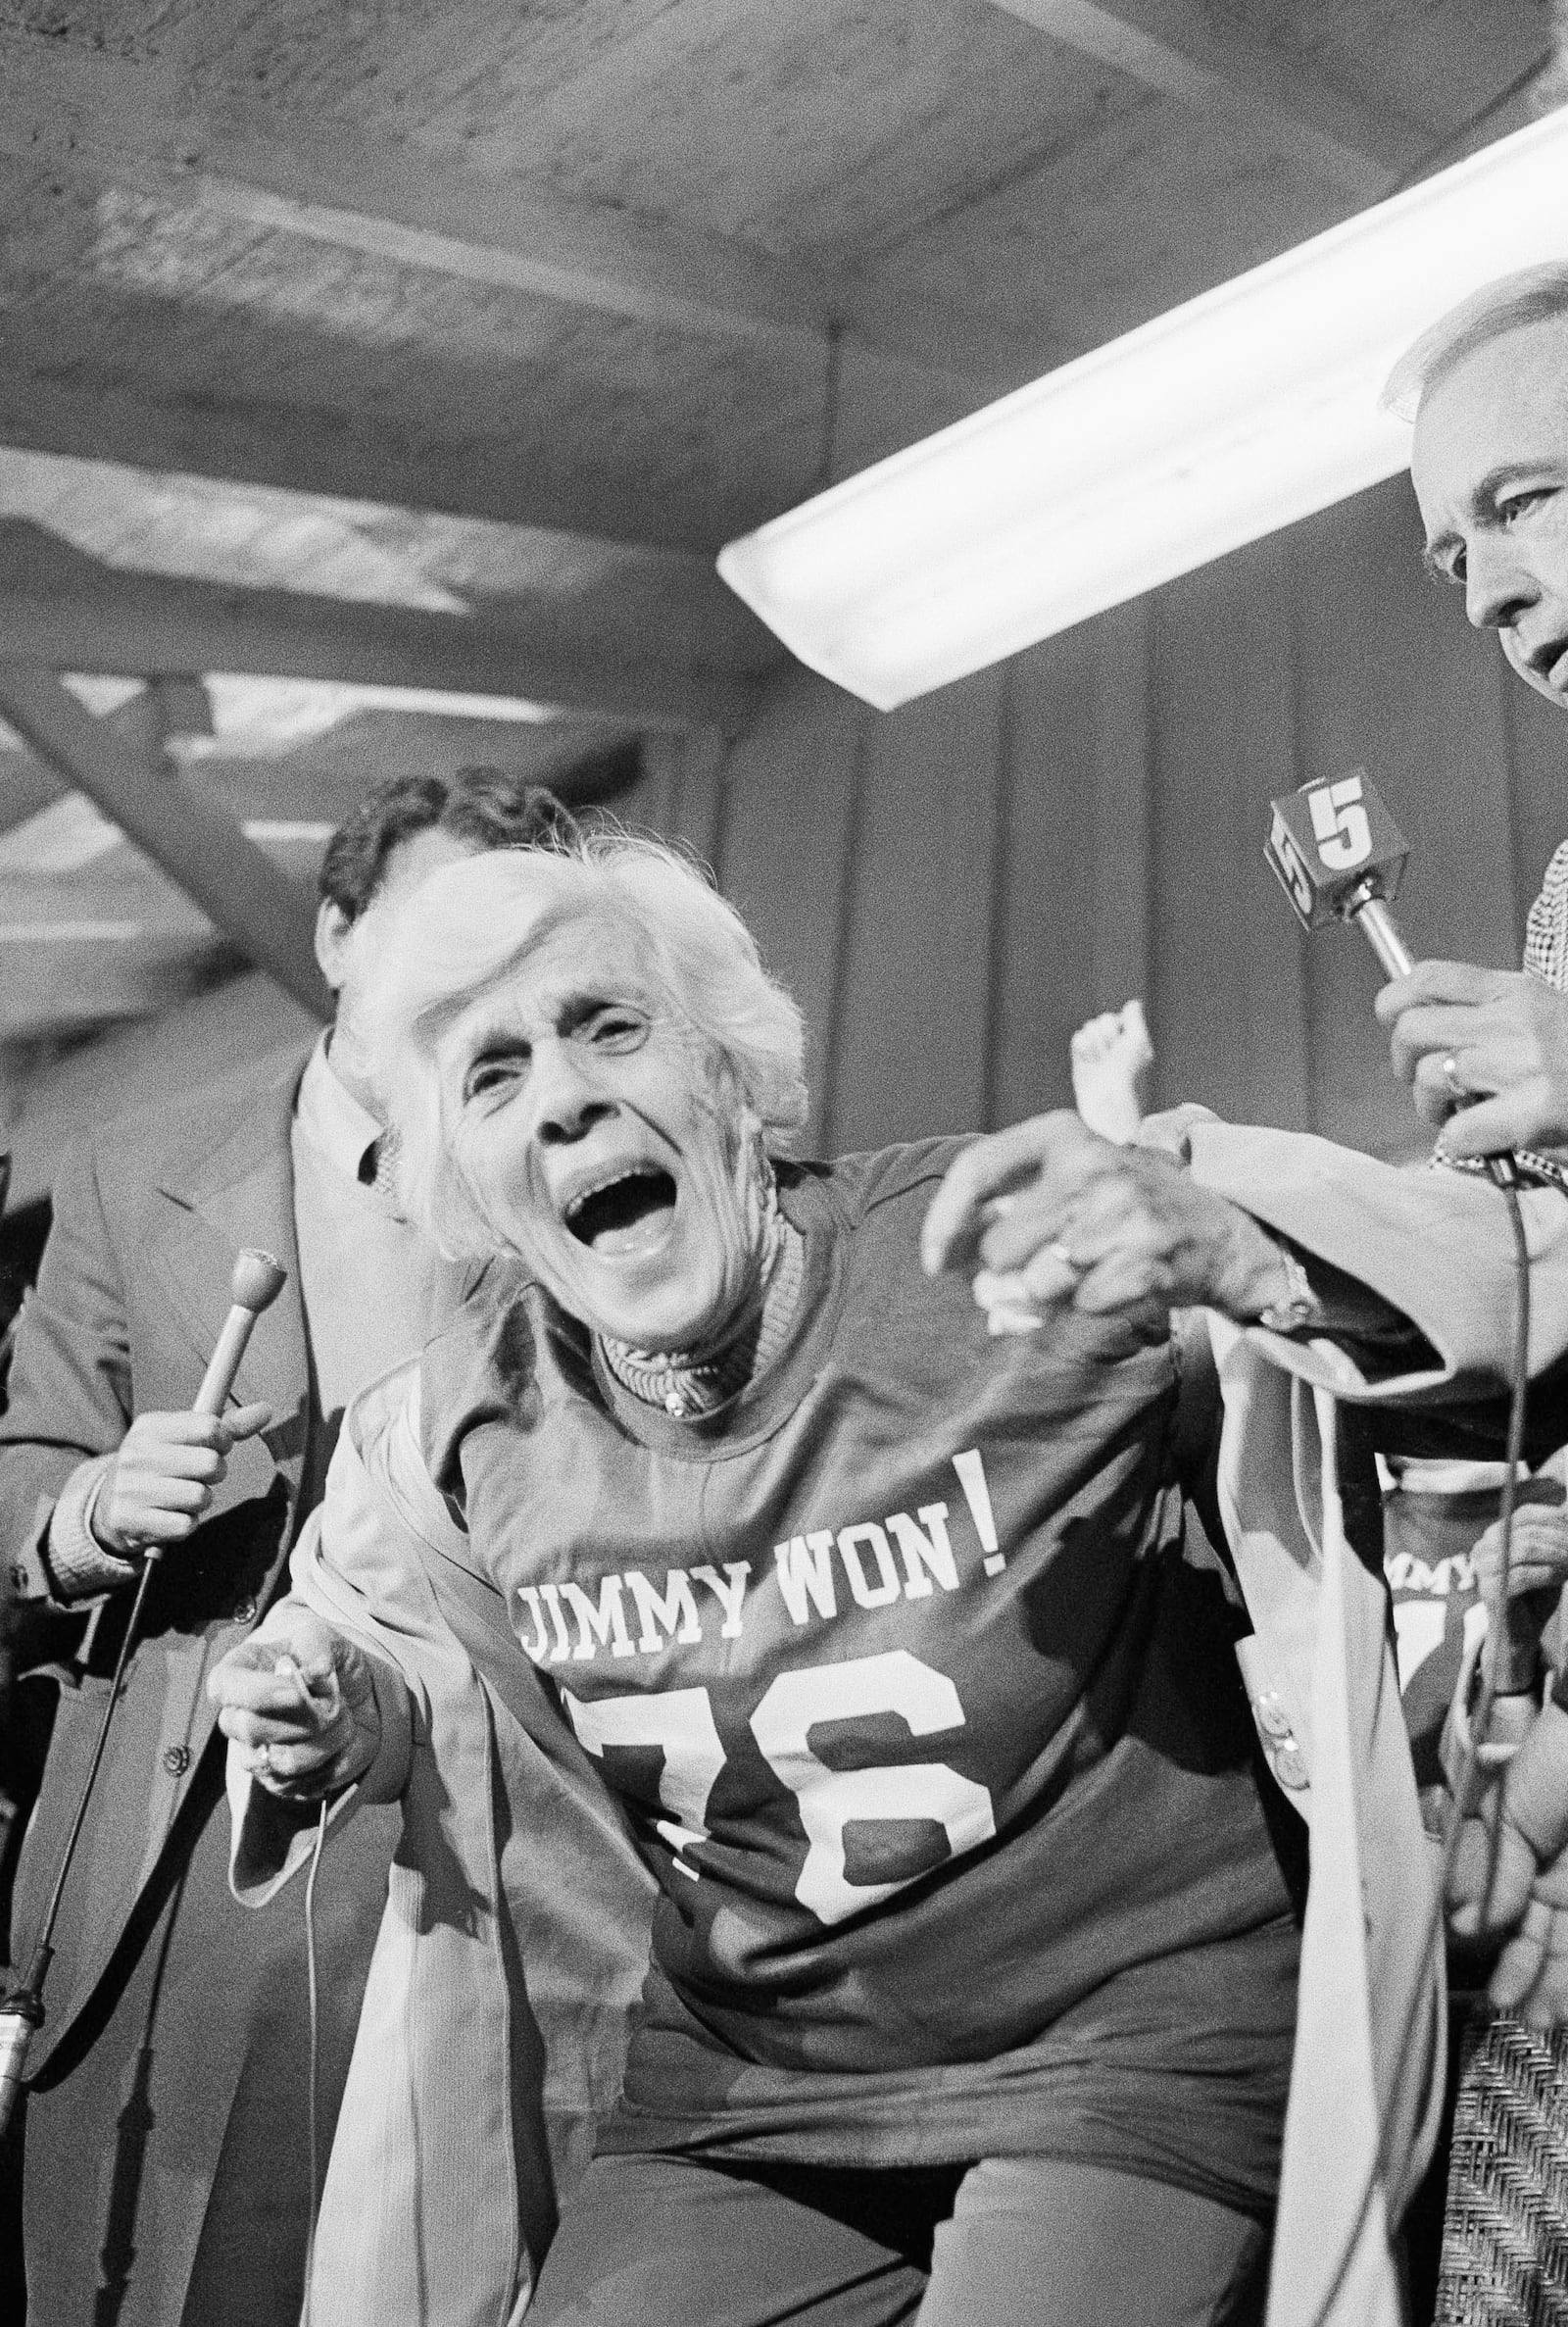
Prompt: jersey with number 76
<box><xmin>419</xmin><ymin>1142</ymin><xmax>1298</xmax><ymax>2187</ymax></box>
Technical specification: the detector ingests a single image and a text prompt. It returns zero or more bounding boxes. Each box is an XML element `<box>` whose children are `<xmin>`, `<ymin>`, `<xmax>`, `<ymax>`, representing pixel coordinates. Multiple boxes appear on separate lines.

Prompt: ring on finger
<box><xmin>253</xmin><ymin>1739</ymin><xmax>272</xmax><ymax>1774</ymax></box>
<box><xmin>1442</xmin><ymin>1053</ymin><xmax>1468</xmax><ymax>1105</ymax></box>
<box><xmin>1046</xmin><ymin>1240</ymin><xmax>1084</xmax><ymax>1274</ymax></box>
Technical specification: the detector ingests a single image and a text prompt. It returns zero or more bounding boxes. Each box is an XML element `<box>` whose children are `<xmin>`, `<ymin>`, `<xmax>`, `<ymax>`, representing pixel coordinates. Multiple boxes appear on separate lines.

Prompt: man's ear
<box><xmin>315</xmin><ymin>896</ymin><xmax>354</xmax><ymax>994</ymax></box>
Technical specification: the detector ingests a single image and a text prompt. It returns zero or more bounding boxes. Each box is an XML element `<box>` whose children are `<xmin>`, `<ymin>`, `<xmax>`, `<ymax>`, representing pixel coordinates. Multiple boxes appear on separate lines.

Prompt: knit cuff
<box><xmin>43</xmin><ymin>1456</ymin><xmax>141</xmax><ymax>1603</ymax></box>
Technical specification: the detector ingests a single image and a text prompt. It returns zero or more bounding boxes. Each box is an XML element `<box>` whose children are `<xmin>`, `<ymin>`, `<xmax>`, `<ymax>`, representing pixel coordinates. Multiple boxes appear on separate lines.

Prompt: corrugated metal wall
<box><xmin>635</xmin><ymin>471</ymin><xmax>1566</xmax><ymax>1166</ymax></box>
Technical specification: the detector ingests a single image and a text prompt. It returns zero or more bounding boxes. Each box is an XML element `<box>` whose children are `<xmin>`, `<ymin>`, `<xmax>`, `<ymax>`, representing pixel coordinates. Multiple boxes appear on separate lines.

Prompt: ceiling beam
<box><xmin>0</xmin><ymin>565</ymin><xmax>765</xmax><ymax>735</ymax></box>
<box><xmin>0</xmin><ymin>667</ymin><xmax>331</xmax><ymax>1019</ymax></box>
<box><xmin>0</xmin><ymin>38</ymin><xmax>1037</xmax><ymax>392</ymax></box>
<box><xmin>0</xmin><ymin>752</ymin><xmax>66</xmax><ymax>841</ymax></box>
<box><xmin>984</xmin><ymin>1</ymin><xmax>1427</xmax><ymax>195</ymax></box>
<box><xmin>0</xmin><ymin>371</ymin><xmax>732</xmax><ymax>555</ymax></box>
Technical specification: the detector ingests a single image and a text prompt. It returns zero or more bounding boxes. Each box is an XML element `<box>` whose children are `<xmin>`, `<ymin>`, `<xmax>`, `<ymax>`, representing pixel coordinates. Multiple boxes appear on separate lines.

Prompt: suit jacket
<box><xmin>2</xmin><ymin>1045</ymin><xmax>321</xmax><ymax>2070</ymax></box>
<box><xmin>4</xmin><ymin>1042</ymin><xmax>468</xmax><ymax>2079</ymax></box>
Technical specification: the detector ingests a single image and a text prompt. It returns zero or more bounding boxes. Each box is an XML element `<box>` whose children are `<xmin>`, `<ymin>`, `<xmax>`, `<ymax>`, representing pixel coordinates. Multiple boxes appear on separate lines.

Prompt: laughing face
<box><xmin>436</xmin><ymin>910</ymin><xmax>774</xmax><ymax>1354</ymax></box>
<box><xmin>1412</xmin><ymin>315</ymin><xmax>1568</xmax><ymax>710</ymax></box>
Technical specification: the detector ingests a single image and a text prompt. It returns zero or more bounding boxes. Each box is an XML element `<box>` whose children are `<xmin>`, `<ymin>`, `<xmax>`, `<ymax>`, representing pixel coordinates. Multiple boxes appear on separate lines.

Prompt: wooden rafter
<box><xmin>0</xmin><ymin>667</ymin><xmax>331</xmax><ymax>1018</ymax></box>
<box><xmin>0</xmin><ymin>38</ymin><xmax>1038</xmax><ymax>391</ymax></box>
<box><xmin>0</xmin><ymin>751</ymin><xmax>66</xmax><ymax>841</ymax></box>
<box><xmin>0</xmin><ymin>567</ymin><xmax>766</xmax><ymax>734</ymax></box>
<box><xmin>984</xmin><ymin>0</ymin><xmax>1426</xmax><ymax>195</ymax></box>
<box><xmin>0</xmin><ymin>371</ymin><xmax>728</xmax><ymax>554</ymax></box>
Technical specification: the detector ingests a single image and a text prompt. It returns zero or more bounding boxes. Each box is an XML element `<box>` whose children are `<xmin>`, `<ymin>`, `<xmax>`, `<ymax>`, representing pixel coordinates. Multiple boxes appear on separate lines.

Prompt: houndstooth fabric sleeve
<box><xmin>1524</xmin><ymin>838</ymin><xmax>1568</xmax><ymax>990</ymax></box>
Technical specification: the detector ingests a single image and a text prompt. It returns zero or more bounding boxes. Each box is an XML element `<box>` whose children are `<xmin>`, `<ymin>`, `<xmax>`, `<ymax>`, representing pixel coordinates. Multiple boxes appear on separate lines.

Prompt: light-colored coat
<box><xmin>234</xmin><ymin>1121</ymin><xmax>1568</xmax><ymax>2327</ymax></box>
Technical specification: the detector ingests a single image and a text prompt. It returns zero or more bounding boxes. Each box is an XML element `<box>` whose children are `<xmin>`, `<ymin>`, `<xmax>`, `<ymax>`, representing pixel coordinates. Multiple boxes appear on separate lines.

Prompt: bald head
<box><xmin>1396</xmin><ymin>279</ymin><xmax>1568</xmax><ymax>709</ymax></box>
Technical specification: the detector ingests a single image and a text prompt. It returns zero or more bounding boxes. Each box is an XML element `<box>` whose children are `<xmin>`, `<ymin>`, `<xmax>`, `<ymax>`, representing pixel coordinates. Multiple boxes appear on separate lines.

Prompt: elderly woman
<box><xmin>211</xmin><ymin>835</ymin><xmax>1568</xmax><ymax>2327</ymax></box>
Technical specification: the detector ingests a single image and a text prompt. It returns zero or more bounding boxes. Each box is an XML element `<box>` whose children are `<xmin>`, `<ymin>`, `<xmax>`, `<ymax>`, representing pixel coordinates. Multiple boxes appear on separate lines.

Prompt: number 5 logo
<box><xmin>1267</xmin><ymin>810</ymin><xmax>1314</xmax><ymax>918</ymax></box>
<box><xmin>1307</xmin><ymin>774</ymin><xmax>1372</xmax><ymax>871</ymax></box>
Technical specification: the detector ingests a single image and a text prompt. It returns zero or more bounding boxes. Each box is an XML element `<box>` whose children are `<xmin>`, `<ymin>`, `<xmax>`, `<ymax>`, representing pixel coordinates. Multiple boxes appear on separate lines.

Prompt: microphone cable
<box><xmin>301</xmin><ymin>1794</ymin><xmax>329</xmax><ymax>2327</ymax></box>
<box><xmin>272</xmin><ymin>1651</ymin><xmax>335</xmax><ymax>2327</ymax></box>
<box><xmin>1305</xmin><ymin>1155</ymin><xmax>1532</xmax><ymax>2327</ymax></box>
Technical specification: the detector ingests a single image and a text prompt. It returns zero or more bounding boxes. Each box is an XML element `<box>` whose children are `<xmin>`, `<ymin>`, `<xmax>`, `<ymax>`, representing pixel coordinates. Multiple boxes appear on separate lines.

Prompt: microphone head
<box><xmin>230</xmin><ymin>1249</ymin><xmax>288</xmax><ymax>1314</ymax></box>
<box><xmin>1265</xmin><ymin>769</ymin><xmax>1409</xmax><ymax>931</ymax></box>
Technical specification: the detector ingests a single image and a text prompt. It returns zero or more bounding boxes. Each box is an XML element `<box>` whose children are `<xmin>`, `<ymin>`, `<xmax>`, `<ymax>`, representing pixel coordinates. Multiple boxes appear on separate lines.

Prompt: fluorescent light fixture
<box><xmin>718</xmin><ymin>106</ymin><xmax>1568</xmax><ymax>711</ymax></box>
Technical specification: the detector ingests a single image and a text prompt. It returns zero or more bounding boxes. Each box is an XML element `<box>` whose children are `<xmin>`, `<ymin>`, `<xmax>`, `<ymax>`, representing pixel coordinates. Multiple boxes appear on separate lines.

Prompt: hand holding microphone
<box><xmin>1265</xmin><ymin>763</ymin><xmax>1568</xmax><ymax>1159</ymax></box>
<box><xmin>1374</xmin><ymin>960</ymin><xmax>1568</xmax><ymax>1159</ymax></box>
<box><xmin>0</xmin><ymin>1247</ymin><xmax>289</xmax><ymax>2135</ymax></box>
<box><xmin>94</xmin><ymin>1403</ymin><xmax>273</xmax><ymax>1558</ymax></box>
<box><xmin>95</xmin><ymin>1247</ymin><xmax>286</xmax><ymax>1560</ymax></box>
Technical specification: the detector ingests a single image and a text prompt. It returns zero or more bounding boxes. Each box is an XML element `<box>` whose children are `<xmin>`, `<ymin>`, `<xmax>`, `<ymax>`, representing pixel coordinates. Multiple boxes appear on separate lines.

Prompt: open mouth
<box><xmin>564</xmin><ymin>1167</ymin><xmax>678</xmax><ymax>1256</ymax></box>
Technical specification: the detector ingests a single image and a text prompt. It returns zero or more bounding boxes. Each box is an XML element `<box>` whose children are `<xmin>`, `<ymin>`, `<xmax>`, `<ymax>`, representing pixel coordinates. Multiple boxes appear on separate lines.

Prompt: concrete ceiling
<box><xmin>0</xmin><ymin>0</ymin><xmax>1556</xmax><ymax>1068</ymax></box>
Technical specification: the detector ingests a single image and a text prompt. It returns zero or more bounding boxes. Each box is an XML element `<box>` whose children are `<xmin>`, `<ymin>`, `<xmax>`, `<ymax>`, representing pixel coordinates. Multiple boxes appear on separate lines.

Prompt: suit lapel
<box><xmin>147</xmin><ymin>1051</ymin><xmax>314</xmax><ymax>1504</ymax></box>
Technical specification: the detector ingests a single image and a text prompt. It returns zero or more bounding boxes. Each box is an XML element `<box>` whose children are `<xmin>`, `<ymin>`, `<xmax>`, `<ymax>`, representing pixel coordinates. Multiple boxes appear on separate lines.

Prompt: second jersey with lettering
<box><xmin>420</xmin><ymin>1141</ymin><xmax>1297</xmax><ymax>2194</ymax></box>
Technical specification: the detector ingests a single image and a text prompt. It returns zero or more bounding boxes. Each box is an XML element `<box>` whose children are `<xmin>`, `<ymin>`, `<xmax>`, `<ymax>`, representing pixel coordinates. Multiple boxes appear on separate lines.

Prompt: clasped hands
<box><xmin>922</xmin><ymin>1109</ymin><xmax>1289</xmax><ymax>1330</ymax></box>
<box><xmin>207</xmin><ymin>1607</ymin><xmax>380</xmax><ymax>1803</ymax></box>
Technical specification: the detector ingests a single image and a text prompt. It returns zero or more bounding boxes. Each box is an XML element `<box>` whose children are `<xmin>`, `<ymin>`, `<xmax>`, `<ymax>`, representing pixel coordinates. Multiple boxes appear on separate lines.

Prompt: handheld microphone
<box><xmin>0</xmin><ymin>1248</ymin><xmax>287</xmax><ymax>2135</ymax></box>
<box><xmin>1264</xmin><ymin>768</ymin><xmax>1414</xmax><ymax>977</ymax></box>
<box><xmin>195</xmin><ymin>1249</ymin><xmax>288</xmax><ymax>1418</ymax></box>
<box><xmin>1266</xmin><ymin>767</ymin><xmax>1520</xmax><ymax>1167</ymax></box>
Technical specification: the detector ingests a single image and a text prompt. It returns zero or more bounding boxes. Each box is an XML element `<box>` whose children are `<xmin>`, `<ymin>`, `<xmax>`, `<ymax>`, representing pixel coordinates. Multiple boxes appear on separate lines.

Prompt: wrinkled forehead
<box><xmin>1412</xmin><ymin>316</ymin><xmax>1568</xmax><ymax>514</ymax></box>
<box><xmin>434</xmin><ymin>905</ymin><xmax>668</xmax><ymax>1062</ymax></box>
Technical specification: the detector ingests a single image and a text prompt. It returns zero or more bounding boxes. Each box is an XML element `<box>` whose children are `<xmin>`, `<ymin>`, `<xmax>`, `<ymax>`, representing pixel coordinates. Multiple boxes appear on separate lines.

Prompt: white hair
<box><xmin>1382</xmin><ymin>265</ymin><xmax>1568</xmax><ymax>422</ymax></box>
<box><xmin>357</xmin><ymin>833</ymin><xmax>809</xmax><ymax>1258</ymax></box>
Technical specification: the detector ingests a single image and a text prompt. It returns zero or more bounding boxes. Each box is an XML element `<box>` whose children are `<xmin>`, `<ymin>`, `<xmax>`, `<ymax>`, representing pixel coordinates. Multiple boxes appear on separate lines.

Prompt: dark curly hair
<box><xmin>319</xmin><ymin>766</ymin><xmax>579</xmax><ymax>925</ymax></box>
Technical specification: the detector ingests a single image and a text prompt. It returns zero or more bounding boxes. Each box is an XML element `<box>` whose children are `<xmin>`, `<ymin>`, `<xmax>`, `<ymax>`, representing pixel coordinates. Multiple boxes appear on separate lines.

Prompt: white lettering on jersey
<box><xmin>561</xmin><ymin>1575</ymin><xmax>636</xmax><ymax>1660</ymax></box>
<box><xmin>514</xmin><ymin>1586</ymin><xmax>553</xmax><ymax>1664</ymax></box>
<box><xmin>836</xmin><ymin>1522</ymin><xmax>902</xmax><ymax>1609</ymax></box>
<box><xmin>1386</xmin><ymin>1550</ymin><xmax>1475</xmax><ymax>1596</ymax></box>
<box><xmin>562</xmin><ymin>1683</ymin><xmax>724</xmax><ymax>1865</ymax></box>
<box><xmin>539</xmin><ymin>1583</ymin><xmax>574</xmax><ymax>1660</ymax></box>
<box><xmin>511</xmin><ymin>1461</ymin><xmax>1005</xmax><ymax>1667</ymax></box>
<box><xmin>750</xmin><ymin>1652</ymin><xmax>997</xmax><ymax>1920</ymax></box>
<box><xmin>952</xmin><ymin>1448</ymin><xmax>1004</xmax><ymax>1574</ymax></box>
<box><xmin>626</xmin><ymin>1568</ymin><xmax>704</xmax><ymax>1654</ymax></box>
<box><xmin>773</xmin><ymin>1531</ymin><xmax>838</xmax><ymax>1624</ymax></box>
<box><xmin>885</xmin><ymin>1505</ymin><xmax>958</xmax><ymax>1598</ymax></box>
<box><xmin>691</xmin><ymin>1560</ymin><xmax>752</xmax><ymax>1637</ymax></box>
<box><xmin>568</xmin><ymin>1652</ymin><xmax>999</xmax><ymax>1923</ymax></box>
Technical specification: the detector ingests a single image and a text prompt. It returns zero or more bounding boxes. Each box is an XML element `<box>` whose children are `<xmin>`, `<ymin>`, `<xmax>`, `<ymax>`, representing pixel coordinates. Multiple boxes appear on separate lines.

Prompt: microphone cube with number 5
<box><xmin>1266</xmin><ymin>770</ymin><xmax>1410</xmax><ymax>930</ymax></box>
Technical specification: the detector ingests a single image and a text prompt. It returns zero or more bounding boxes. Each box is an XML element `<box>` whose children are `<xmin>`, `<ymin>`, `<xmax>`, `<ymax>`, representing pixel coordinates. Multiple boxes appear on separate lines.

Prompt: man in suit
<box><xmin>1375</xmin><ymin>264</ymin><xmax>1568</xmax><ymax>1152</ymax></box>
<box><xmin>0</xmin><ymin>766</ymin><xmax>572</xmax><ymax>2327</ymax></box>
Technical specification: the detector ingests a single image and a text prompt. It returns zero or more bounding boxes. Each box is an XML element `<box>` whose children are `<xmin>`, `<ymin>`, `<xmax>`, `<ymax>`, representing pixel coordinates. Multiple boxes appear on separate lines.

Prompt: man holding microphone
<box><xmin>1359</xmin><ymin>270</ymin><xmax>1568</xmax><ymax>2322</ymax></box>
<box><xmin>1377</xmin><ymin>265</ymin><xmax>1568</xmax><ymax>1157</ymax></box>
